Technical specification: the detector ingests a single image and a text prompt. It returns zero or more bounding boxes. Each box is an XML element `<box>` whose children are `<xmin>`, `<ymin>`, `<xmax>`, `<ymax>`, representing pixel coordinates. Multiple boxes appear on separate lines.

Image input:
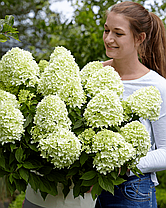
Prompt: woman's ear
<box><xmin>135</xmin><ymin>32</ymin><xmax>146</xmax><ymax>47</ymax></box>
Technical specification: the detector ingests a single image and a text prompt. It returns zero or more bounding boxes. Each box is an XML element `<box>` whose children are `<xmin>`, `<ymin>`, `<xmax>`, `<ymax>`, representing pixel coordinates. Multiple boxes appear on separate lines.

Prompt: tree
<box><xmin>0</xmin><ymin>0</ymin><xmax>63</xmax><ymax>60</ymax></box>
<box><xmin>0</xmin><ymin>15</ymin><xmax>20</xmax><ymax>43</ymax></box>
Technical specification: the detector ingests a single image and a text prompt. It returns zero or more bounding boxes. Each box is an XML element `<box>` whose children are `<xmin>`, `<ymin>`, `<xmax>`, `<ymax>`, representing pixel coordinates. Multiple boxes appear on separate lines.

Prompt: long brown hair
<box><xmin>108</xmin><ymin>1</ymin><xmax>166</xmax><ymax>78</ymax></box>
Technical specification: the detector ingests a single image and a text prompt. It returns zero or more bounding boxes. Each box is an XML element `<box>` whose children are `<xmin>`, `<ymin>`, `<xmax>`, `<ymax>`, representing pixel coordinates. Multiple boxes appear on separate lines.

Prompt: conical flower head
<box><xmin>126</xmin><ymin>86</ymin><xmax>162</xmax><ymax>121</ymax></box>
<box><xmin>32</xmin><ymin>94</ymin><xmax>72</xmax><ymax>141</ymax></box>
<box><xmin>37</xmin><ymin>46</ymin><xmax>86</xmax><ymax>108</ymax></box>
<box><xmin>38</xmin><ymin>128</ymin><xmax>81</xmax><ymax>169</ymax></box>
<box><xmin>84</xmin><ymin>90</ymin><xmax>124</xmax><ymax>128</ymax></box>
<box><xmin>0</xmin><ymin>47</ymin><xmax>39</xmax><ymax>90</ymax></box>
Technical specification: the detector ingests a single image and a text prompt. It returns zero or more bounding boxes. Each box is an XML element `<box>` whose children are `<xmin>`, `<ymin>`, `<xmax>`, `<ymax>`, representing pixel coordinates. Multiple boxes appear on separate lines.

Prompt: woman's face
<box><xmin>103</xmin><ymin>12</ymin><xmax>138</xmax><ymax>60</ymax></box>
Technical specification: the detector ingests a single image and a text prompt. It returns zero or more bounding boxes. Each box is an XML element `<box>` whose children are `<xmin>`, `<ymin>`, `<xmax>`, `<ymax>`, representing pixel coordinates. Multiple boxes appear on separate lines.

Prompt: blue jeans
<box><xmin>95</xmin><ymin>173</ymin><xmax>157</xmax><ymax>208</ymax></box>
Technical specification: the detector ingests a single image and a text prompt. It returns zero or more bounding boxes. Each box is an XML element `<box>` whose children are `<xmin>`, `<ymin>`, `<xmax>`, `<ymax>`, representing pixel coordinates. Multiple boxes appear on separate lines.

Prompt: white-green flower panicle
<box><xmin>80</xmin><ymin>61</ymin><xmax>103</xmax><ymax>87</ymax></box>
<box><xmin>82</xmin><ymin>64</ymin><xmax>124</xmax><ymax>97</ymax></box>
<box><xmin>83</xmin><ymin>90</ymin><xmax>124</xmax><ymax>128</ymax></box>
<box><xmin>120</xmin><ymin>121</ymin><xmax>151</xmax><ymax>162</ymax></box>
<box><xmin>0</xmin><ymin>89</ymin><xmax>19</xmax><ymax>108</ymax></box>
<box><xmin>0</xmin><ymin>90</ymin><xmax>25</xmax><ymax>144</ymax></box>
<box><xmin>91</xmin><ymin>129</ymin><xmax>135</xmax><ymax>175</ymax></box>
<box><xmin>78</xmin><ymin>128</ymin><xmax>96</xmax><ymax>154</ymax></box>
<box><xmin>37</xmin><ymin>46</ymin><xmax>85</xmax><ymax>108</ymax></box>
<box><xmin>126</xmin><ymin>86</ymin><xmax>162</xmax><ymax>121</ymax></box>
<box><xmin>31</xmin><ymin>94</ymin><xmax>71</xmax><ymax>142</ymax></box>
<box><xmin>38</xmin><ymin>128</ymin><xmax>81</xmax><ymax>169</ymax></box>
<box><xmin>0</xmin><ymin>47</ymin><xmax>39</xmax><ymax>90</ymax></box>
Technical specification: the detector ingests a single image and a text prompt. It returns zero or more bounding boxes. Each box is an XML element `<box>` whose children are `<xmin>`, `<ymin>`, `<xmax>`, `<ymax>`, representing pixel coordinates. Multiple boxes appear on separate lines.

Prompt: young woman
<box><xmin>95</xmin><ymin>1</ymin><xmax>166</xmax><ymax>208</ymax></box>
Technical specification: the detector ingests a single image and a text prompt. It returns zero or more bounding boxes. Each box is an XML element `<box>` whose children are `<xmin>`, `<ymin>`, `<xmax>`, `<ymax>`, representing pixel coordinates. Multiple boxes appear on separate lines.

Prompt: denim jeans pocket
<box><xmin>121</xmin><ymin>178</ymin><xmax>151</xmax><ymax>202</ymax></box>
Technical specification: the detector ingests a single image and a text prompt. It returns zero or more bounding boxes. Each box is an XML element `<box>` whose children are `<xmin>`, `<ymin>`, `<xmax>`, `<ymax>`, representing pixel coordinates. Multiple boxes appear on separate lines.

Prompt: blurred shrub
<box><xmin>9</xmin><ymin>192</ymin><xmax>25</xmax><ymax>208</ymax></box>
<box><xmin>156</xmin><ymin>170</ymin><xmax>166</xmax><ymax>208</ymax></box>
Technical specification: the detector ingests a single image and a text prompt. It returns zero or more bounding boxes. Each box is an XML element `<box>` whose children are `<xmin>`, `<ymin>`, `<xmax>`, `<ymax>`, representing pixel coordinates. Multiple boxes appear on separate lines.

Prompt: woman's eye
<box><xmin>104</xmin><ymin>29</ymin><xmax>110</xmax><ymax>33</ymax></box>
<box><xmin>116</xmin><ymin>33</ymin><xmax>124</xmax><ymax>36</ymax></box>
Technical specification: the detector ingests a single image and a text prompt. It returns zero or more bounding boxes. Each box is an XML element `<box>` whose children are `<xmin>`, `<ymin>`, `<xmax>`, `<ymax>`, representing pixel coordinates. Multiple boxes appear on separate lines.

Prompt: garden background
<box><xmin>0</xmin><ymin>0</ymin><xmax>166</xmax><ymax>207</ymax></box>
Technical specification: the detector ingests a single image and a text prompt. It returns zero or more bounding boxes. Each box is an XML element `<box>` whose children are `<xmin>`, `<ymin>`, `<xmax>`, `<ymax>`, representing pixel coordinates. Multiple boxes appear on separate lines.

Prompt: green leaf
<box><xmin>9</xmin><ymin>174</ymin><xmax>14</xmax><ymax>184</ymax></box>
<box><xmin>10</xmin><ymin>143</ymin><xmax>16</xmax><ymax>152</ymax></box>
<box><xmin>40</xmin><ymin>191</ymin><xmax>48</xmax><ymax>200</ymax></box>
<box><xmin>2</xmin><ymin>24</ymin><xmax>14</xmax><ymax>33</ymax></box>
<box><xmin>131</xmin><ymin>166</ymin><xmax>143</xmax><ymax>177</ymax></box>
<box><xmin>7</xmin><ymin>177</ymin><xmax>16</xmax><ymax>195</ymax></box>
<box><xmin>0</xmin><ymin>154</ymin><xmax>6</xmax><ymax>169</ymax></box>
<box><xmin>98</xmin><ymin>175</ymin><xmax>114</xmax><ymax>195</ymax></box>
<box><xmin>28</xmin><ymin>143</ymin><xmax>38</xmax><ymax>152</ymax></box>
<box><xmin>0</xmin><ymin>34</ymin><xmax>8</xmax><ymax>42</ymax></box>
<box><xmin>17</xmin><ymin>164</ymin><xmax>23</xmax><ymax>169</ymax></box>
<box><xmin>24</xmin><ymin>114</ymin><xmax>33</xmax><ymax>128</ymax></box>
<box><xmin>80</xmin><ymin>151</ymin><xmax>89</xmax><ymax>166</ymax></box>
<box><xmin>38</xmin><ymin>166</ymin><xmax>52</xmax><ymax>175</ymax></box>
<box><xmin>14</xmin><ymin>179</ymin><xmax>27</xmax><ymax>192</ymax></box>
<box><xmin>73</xmin><ymin>120</ymin><xmax>83</xmax><ymax>130</ymax></box>
<box><xmin>70</xmin><ymin>160</ymin><xmax>80</xmax><ymax>168</ymax></box>
<box><xmin>91</xmin><ymin>183</ymin><xmax>103</xmax><ymax>200</ymax></box>
<box><xmin>19</xmin><ymin>167</ymin><xmax>29</xmax><ymax>182</ymax></box>
<box><xmin>62</xmin><ymin>178</ymin><xmax>72</xmax><ymax>198</ymax></box>
<box><xmin>112</xmin><ymin>177</ymin><xmax>126</xmax><ymax>186</ymax></box>
<box><xmin>8</xmin><ymin>33</ymin><xmax>20</xmax><ymax>42</ymax></box>
<box><xmin>110</xmin><ymin>171</ymin><xmax>118</xmax><ymax>180</ymax></box>
<box><xmin>81</xmin><ymin>176</ymin><xmax>97</xmax><ymax>187</ymax></box>
<box><xmin>29</xmin><ymin>172</ymin><xmax>40</xmax><ymax>192</ymax></box>
<box><xmin>39</xmin><ymin>177</ymin><xmax>58</xmax><ymax>196</ymax></box>
<box><xmin>23</xmin><ymin>160</ymin><xmax>43</xmax><ymax>169</ymax></box>
<box><xmin>66</xmin><ymin>167</ymin><xmax>79</xmax><ymax>176</ymax></box>
<box><xmin>0</xmin><ymin>168</ymin><xmax>9</xmax><ymax>177</ymax></box>
<box><xmin>80</xmin><ymin>170</ymin><xmax>97</xmax><ymax>180</ymax></box>
<box><xmin>5</xmin><ymin>15</ymin><xmax>14</xmax><ymax>26</ymax></box>
<box><xmin>8</xmin><ymin>162</ymin><xmax>17</xmax><ymax>172</ymax></box>
<box><xmin>46</xmin><ymin>171</ymin><xmax>65</xmax><ymax>183</ymax></box>
<box><xmin>12</xmin><ymin>172</ymin><xmax>20</xmax><ymax>179</ymax></box>
<box><xmin>73</xmin><ymin>180</ymin><xmax>82</xmax><ymax>198</ymax></box>
<box><xmin>120</xmin><ymin>165</ymin><xmax>128</xmax><ymax>176</ymax></box>
<box><xmin>9</xmin><ymin>152</ymin><xmax>15</xmax><ymax>165</ymax></box>
<box><xmin>15</xmin><ymin>147</ymin><xmax>24</xmax><ymax>163</ymax></box>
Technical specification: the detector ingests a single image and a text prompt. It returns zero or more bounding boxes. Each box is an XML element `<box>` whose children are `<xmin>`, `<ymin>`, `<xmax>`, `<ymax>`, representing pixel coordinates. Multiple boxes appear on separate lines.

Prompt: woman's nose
<box><xmin>105</xmin><ymin>33</ymin><xmax>114</xmax><ymax>43</ymax></box>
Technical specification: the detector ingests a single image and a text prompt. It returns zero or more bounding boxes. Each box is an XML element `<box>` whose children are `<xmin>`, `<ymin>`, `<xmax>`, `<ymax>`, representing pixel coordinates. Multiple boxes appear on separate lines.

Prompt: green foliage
<box><xmin>9</xmin><ymin>192</ymin><xmax>25</xmax><ymax>208</ymax></box>
<box><xmin>0</xmin><ymin>15</ymin><xmax>20</xmax><ymax>43</ymax></box>
<box><xmin>156</xmin><ymin>170</ymin><xmax>166</xmax><ymax>208</ymax></box>
<box><xmin>156</xmin><ymin>188</ymin><xmax>166</xmax><ymax>208</ymax></box>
